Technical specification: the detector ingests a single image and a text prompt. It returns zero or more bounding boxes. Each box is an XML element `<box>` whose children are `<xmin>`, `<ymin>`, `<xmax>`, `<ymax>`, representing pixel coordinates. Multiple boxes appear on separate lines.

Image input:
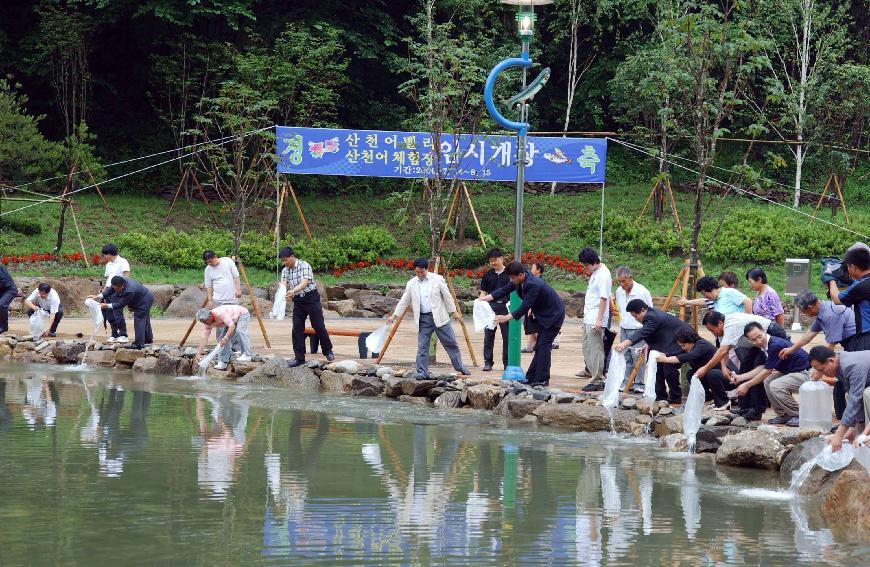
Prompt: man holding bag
<box><xmin>24</xmin><ymin>283</ymin><xmax>63</xmax><ymax>337</ymax></box>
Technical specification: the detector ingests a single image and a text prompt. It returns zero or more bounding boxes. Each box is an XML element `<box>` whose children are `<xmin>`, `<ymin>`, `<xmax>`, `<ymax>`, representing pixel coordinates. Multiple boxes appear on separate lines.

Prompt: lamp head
<box><xmin>501</xmin><ymin>0</ymin><xmax>552</xmax><ymax>38</ymax></box>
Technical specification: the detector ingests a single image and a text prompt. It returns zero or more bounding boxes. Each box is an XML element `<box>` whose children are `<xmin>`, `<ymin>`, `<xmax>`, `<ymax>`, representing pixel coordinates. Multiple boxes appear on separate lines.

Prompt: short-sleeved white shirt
<box><xmin>26</xmin><ymin>288</ymin><xmax>61</xmax><ymax>314</ymax></box>
<box><xmin>615</xmin><ymin>281</ymin><xmax>653</xmax><ymax>330</ymax></box>
<box><xmin>103</xmin><ymin>256</ymin><xmax>130</xmax><ymax>286</ymax></box>
<box><xmin>583</xmin><ymin>265</ymin><xmax>612</xmax><ymax>325</ymax></box>
<box><xmin>722</xmin><ymin>313</ymin><xmax>772</xmax><ymax>346</ymax></box>
<box><xmin>204</xmin><ymin>257</ymin><xmax>240</xmax><ymax>302</ymax></box>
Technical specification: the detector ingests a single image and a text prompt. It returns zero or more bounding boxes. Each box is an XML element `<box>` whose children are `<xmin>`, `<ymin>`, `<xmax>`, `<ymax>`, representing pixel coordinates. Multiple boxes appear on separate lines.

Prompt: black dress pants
<box><xmin>26</xmin><ymin>308</ymin><xmax>64</xmax><ymax>333</ymax></box>
<box><xmin>0</xmin><ymin>287</ymin><xmax>16</xmax><ymax>334</ymax></box>
<box><xmin>483</xmin><ymin>302</ymin><xmax>509</xmax><ymax>367</ymax></box>
<box><xmin>291</xmin><ymin>290</ymin><xmax>332</xmax><ymax>361</ymax></box>
<box><xmin>526</xmin><ymin>323</ymin><xmax>562</xmax><ymax>386</ymax></box>
<box><xmin>130</xmin><ymin>296</ymin><xmax>154</xmax><ymax>347</ymax></box>
<box><xmin>102</xmin><ymin>287</ymin><xmax>128</xmax><ymax>338</ymax></box>
<box><xmin>654</xmin><ymin>361</ymin><xmax>681</xmax><ymax>404</ymax></box>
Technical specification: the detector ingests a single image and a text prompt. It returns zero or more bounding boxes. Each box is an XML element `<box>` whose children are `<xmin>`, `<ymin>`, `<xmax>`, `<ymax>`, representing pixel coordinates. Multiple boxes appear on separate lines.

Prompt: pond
<box><xmin>0</xmin><ymin>364</ymin><xmax>865</xmax><ymax>566</ymax></box>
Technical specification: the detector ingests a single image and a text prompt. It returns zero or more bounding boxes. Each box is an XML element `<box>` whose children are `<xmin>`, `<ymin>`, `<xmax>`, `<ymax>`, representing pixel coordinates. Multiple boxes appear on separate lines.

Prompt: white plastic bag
<box><xmin>365</xmin><ymin>324</ymin><xmax>389</xmax><ymax>354</ymax></box>
<box><xmin>198</xmin><ymin>344</ymin><xmax>222</xmax><ymax>371</ymax></box>
<box><xmin>643</xmin><ymin>350</ymin><xmax>660</xmax><ymax>404</ymax></box>
<box><xmin>270</xmin><ymin>283</ymin><xmax>287</xmax><ymax>320</ymax></box>
<box><xmin>472</xmin><ymin>299</ymin><xmax>497</xmax><ymax>332</ymax></box>
<box><xmin>29</xmin><ymin>310</ymin><xmax>48</xmax><ymax>336</ymax></box>
<box><xmin>602</xmin><ymin>351</ymin><xmax>625</xmax><ymax>409</ymax></box>
<box><xmin>683</xmin><ymin>376</ymin><xmax>706</xmax><ymax>449</ymax></box>
<box><xmin>84</xmin><ymin>298</ymin><xmax>104</xmax><ymax>328</ymax></box>
<box><xmin>815</xmin><ymin>443</ymin><xmax>855</xmax><ymax>472</ymax></box>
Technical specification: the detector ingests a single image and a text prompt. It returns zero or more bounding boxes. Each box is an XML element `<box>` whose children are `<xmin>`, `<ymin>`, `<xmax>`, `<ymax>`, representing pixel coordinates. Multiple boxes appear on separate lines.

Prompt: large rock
<box><xmin>164</xmin><ymin>287</ymin><xmax>207</xmax><ymax>318</ymax></box>
<box><xmin>52</xmin><ymin>341</ymin><xmax>86</xmax><ymax>363</ymax></box>
<box><xmin>114</xmin><ymin>348</ymin><xmax>147</xmax><ymax>366</ymax></box>
<box><xmin>434</xmin><ymin>391</ymin><xmax>463</xmax><ymax>409</ymax></box>
<box><xmin>353</xmin><ymin>294</ymin><xmax>399</xmax><ymax>317</ymax></box>
<box><xmin>401</xmin><ymin>379</ymin><xmax>438</xmax><ymax>397</ymax></box>
<box><xmin>661</xmin><ymin>433</ymin><xmax>688</xmax><ymax>452</ymax></box>
<box><xmin>0</xmin><ymin>341</ymin><xmax>11</xmax><ymax>359</ymax></box>
<box><xmin>145</xmin><ymin>284</ymin><xmax>176</xmax><ymax>311</ymax></box>
<box><xmin>132</xmin><ymin>356</ymin><xmax>158</xmax><ymax>374</ymax></box>
<box><xmin>77</xmin><ymin>349</ymin><xmax>116</xmax><ymax>367</ymax></box>
<box><xmin>383</xmin><ymin>376</ymin><xmax>404</xmax><ymax>397</ymax></box>
<box><xmin>351</xmin><ymin>376</ymin><xmax>384</xmax><ymax>396</ymax></box>
<box><xmin>398</xmin><ymin>395</ymin><xmax>433</xmax><ymax>407</ymax></box>
<box><xmin>560</xmin><ymin>292</ymin><xmax>585</xmax><ymax>319</ymax></box>
<box><xmin>19</xmin><ymin>277</ymin><xmax>101</xmax><ymax>315</ymax></box>
<box><xmin>239</xmin><ymin>295</ymin><xmax>272</xmax><ymax>316</ymax></box>
<box><xmin>778</xmin><ymin>437</ymin><xmax>866</xmax><ymax>497</ymax></box>
<box><xmin>695</xmin><ymin>425</ymin><xmax>744</xmax><ymax>453</ymax></box>
<box><xmin>821</xmin><ymin>469</ymin><xmax>870</xmax><ymax>532</ymax></box>
<box><xmin>652</xmin><ymin>415</ymin><xmax>684</xmax><ymax>438</ymax></box>
<box><xmin>715</xmin><ymin>430</ymin><xmax>786</xmax><ymax>470</ymax></box>
<box><xmin>507</xmin><ymin>398</ymin><xmax>545</xmax><ymax>419</ymax></box>
<box><xmin>328</xmin><ymin>299</ymin><xmax>357</xmax><ymax>316</ymax></box>
<box><xmin>756</xmin><ymin>425</ymin><xmax>825</xmax><ymax>447</ymax></box>
<box><xmin>154</xmin><ymin>352</ymin><xmax>193</xmax><ymax>376</ymax></box>
<box><xmin>325</xmin><ymin>285</ymin><xmax>348</xmax><ymax>301</ymax></box>
<box><xmin>465</xmin><ymin>384</ymin><xmax>505</xmax><ymax>410</ymax></box>
<box><xmin>236</xmin><ymin>358</ymin><xmax>320</xmax><ymax>390</ymax></box>
<box><xmin>534</xmin><ymin>404</ymin><xmax>616</xmax><ymax>432</ymax></box>
<box><xmin>319</xmin><ymin>369</ymin><xmax>354</xmax><ymax>393</ymax></box>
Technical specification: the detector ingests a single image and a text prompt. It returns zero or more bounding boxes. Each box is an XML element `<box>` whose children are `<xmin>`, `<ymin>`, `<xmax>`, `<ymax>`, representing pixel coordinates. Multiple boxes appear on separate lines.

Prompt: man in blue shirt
<box><xmin>736</xmin><ymin>322</ymin><xmax>811</xmax><ymax>426</ymax></box>
<box><xmin>829</xmin><ymin>246</ymin><xmax>870</xmax><ymax>351</ymax></box>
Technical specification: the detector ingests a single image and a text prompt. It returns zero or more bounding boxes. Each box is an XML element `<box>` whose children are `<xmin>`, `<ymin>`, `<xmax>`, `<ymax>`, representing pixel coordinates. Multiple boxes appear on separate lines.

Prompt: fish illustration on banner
<box><xmin>275</xmin><ymin>126</ymin><xmax>607</xmax><ymax>183</ymax></box>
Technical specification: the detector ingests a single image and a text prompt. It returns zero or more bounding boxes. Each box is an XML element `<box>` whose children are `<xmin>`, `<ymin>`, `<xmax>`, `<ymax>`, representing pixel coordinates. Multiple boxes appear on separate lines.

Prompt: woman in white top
<box><xmin>101</xmin><ymin>243</ymin><xmax>131</xmax><ymax>342</ymax></box>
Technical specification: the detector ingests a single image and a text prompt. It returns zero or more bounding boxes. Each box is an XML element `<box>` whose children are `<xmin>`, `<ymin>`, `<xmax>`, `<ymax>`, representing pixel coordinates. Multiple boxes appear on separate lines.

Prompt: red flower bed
<box><xmin>2</xmin><ymin>252</ymin><xmax>104</xmax><ymax>266</ymax></box>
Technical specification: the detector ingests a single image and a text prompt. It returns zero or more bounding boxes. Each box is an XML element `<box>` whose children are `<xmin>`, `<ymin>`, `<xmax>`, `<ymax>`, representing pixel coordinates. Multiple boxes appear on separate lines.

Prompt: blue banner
<box><xmin>276</xmin><ymin>127</ymin><xmax>606</xmax><ymax>183</ymax></box>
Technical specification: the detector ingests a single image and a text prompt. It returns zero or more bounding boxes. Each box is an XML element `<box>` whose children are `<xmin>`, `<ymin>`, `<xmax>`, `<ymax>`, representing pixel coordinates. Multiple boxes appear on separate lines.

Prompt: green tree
<box><xmin>0</xmin><ymin>80</ymin><xmax>62</xmax><ymax>189</ymax></box>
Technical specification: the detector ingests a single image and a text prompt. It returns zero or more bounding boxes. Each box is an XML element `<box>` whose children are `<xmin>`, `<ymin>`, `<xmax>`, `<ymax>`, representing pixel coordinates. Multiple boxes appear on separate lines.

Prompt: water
<box><xmin>1</xmin><ymin>364</ymin><xmax>867</xmax><ymax>566</ymax></box>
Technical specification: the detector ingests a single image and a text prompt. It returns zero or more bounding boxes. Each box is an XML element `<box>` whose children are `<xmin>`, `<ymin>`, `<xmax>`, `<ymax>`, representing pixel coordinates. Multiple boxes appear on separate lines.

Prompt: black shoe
<box><xmin>482</xmin><ymin>363</ymin><xmax>493</xmax><ymax>372</ymax></box>
<box><xmin>129</xmin><ymin>344</ymin><xmax>144</xmax><ymax>350</ymax></box>
<box><xmin>582</xmin><ymin>381</ymin><xmax>605</xmax><ymax>392</ymax></box>
<box><xmin>325</xmin><ymin>352</ymin><xmax>335</xmax><ymax>362</ymax></box>
<box><xmin>742</xmin><ymin>409</ymin><xmax>762</xmax><ymax>421</ymax></box>
<box><xmin>767</xmin><ymin>415</ymin><xmax>790</xmax><ymax>425</ymax></box>
<box><xmin>287</xmin><ymin>359</ymin><xmax>304</xmax><ymax>368</ymax></box>
<box><xmin>47</xmin><ymin>332</ymin><xmax>56</xmax><ymax>338</ymax></box>
<box><xmin>459</xmin><ymin>368</ymin><xmax>472</xmax><ymax>376</ymax></box>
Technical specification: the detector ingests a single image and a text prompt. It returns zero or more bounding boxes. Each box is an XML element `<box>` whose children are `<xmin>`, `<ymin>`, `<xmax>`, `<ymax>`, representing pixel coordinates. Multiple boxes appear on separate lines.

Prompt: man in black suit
<box><xmin>479</xmin><ymin>261</ymin><xmax>565</xmax><ymax>386</ymax></box>
<box><xmin>615</xmin><ymin>299</ymin><xmax>692</xmax><ymax>404</ymax></box>
<box><xmin>96</xmin><ymin>276</ymin><xmax>154</xmax><ymax>348</ymax></box>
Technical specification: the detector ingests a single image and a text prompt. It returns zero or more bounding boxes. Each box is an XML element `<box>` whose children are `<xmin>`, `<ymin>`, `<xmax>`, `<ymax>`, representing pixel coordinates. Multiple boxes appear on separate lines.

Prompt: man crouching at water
<box><xmin>194</xmin><ymin>305</ymin><xmax>252</xmax><ymax>371</ymax></box>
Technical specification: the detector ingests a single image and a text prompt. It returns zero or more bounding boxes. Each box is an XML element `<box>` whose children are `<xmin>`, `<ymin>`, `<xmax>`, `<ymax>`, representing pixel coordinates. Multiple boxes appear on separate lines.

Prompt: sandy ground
<box><xmin>7</xmin><ymin>314</ymin><xmax>827</xmax><ymax>397</ymax></box>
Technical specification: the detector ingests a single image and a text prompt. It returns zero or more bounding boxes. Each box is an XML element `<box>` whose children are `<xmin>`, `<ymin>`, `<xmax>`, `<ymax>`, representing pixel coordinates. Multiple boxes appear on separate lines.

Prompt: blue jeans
<box><xmin>217</xmin><ymin>314</ymin><xmax>251</xmax><ymax>363</ymax></box>
<box><xmin>416</xmin><ymin>312</ymin><xmax>465</xmax><ymax>377</ymax></box>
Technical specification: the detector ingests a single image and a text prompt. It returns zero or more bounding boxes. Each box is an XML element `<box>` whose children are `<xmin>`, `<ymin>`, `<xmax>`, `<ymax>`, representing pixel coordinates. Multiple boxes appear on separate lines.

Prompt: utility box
<box><xmin>784</xmin><ymin>259</ymin><xmax>810</xmax><ymax>297</ymax></box>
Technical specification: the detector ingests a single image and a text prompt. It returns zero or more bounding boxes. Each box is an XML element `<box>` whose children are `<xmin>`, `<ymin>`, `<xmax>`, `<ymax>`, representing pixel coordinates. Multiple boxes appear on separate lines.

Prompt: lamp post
<box><xmin>484</xmin><ymin>0</ymin><xmax>552</xmax><ymax>380</ymax></box>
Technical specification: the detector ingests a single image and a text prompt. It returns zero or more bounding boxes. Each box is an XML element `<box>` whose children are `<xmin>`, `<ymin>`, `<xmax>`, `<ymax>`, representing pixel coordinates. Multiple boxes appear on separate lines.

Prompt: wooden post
<box><xmin>54</xmin><ymin>166</ymin><xmax>76</xmax><ymax>253</ymax></box>
<box><xmin>237</xmin><ymin>260</ymin><xmax>271</xmax><ymax>349</ymax></box>
<box><xmin>622</xmin><ymin>351</ymin><xmax>646</xmax><ymax>392</ymax></box>
<box><xmin>679</xmin><ymin>260</ymin><xmax>691</xmax><ymax>321</ymax></box>
<box><xmin>189</xmin><ymin>171</ymin><xmax>220</xmax><ymax>225</ymax></box>
<box><xmin>462</xmin><ymin>182</ymin><xmax>488</xmax><ymax>249</ymax></box>
<box><xmin>165</xmin><ymin>169</ymin><xmax>190</xmax><ymax>221</ymax></box>
<box><xmin>661</xmin><ymin>265</ymin><xmax>687</xmax><ymax>312</ymax></box>
<box><xmin>68</xmin><ymin>201</ymin><xmax>90</xmax><ymax>267</ymax></box>
<box><xmin>287</xmin><ymin>182</ymin><xmax>314</xmax><ymax>242</ymax></box>
<box><xmin>831</xmin><ymin>174</ymin><xmax>851</xmax><ymax>226</ymax></box>
<box><xmin>639</xmin><ymin>180</ymin><xmax>658</xmax><ymax>219</ymax></box>
<box><xmin>443</xmin><ymin>264</ymin><xmax>479</xmax><ymax>367</ymax></box>
<box><xmin>439</xmin><ymin>185</ymin><xmax>461</xmax><ymax>250</ymax></box>
<box><xmin>810</xmin><ymin>174</ymin><xmax>833</xmax><ymax>222</ymax></box>
<box><xmin>179</xmin><ymin>297</ymin><xmax>210</xmax><ymax>347</ymax></box>
<box><xmin>273</xmin><ymin>185</ymin><xmax>287</xmax><ymax>244</ymax></box>
<box><xmin>86</xmin><ymin>170</ymin><xmax>111</xmax><ymax>213</ymax></box>
<box><xmin>665</xmin><ymin>179</ymin><xmax>683</xmax><ymax>235</ymax></box>
<box><xmin>376</xmin><ymin>308</ymin><xmax>409</xmax><ymax>364</ymax></box>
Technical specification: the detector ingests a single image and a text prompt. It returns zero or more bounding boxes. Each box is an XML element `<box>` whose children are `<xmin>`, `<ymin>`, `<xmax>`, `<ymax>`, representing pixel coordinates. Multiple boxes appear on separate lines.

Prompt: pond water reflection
<box><xmin>0</xmin><ymin>364</ymin><xmax>866</xmax><ymax>566</ymax></box>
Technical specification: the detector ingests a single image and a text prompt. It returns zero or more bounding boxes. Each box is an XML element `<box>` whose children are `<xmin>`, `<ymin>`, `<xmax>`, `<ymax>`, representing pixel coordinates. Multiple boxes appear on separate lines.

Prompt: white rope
<box><xmin>5</xmin><ymin>130</ymin><xmax>266</xmax><ymax>191</ymax></box>
<box><xmin>0</xmin><ymin>127</ymin><xmax>272</xmax><ymax>218</ymax></box>
<box><xmin>606</xmin><ymin>137</ymin><xmax>870</xmax><ymax>241</ymax></box>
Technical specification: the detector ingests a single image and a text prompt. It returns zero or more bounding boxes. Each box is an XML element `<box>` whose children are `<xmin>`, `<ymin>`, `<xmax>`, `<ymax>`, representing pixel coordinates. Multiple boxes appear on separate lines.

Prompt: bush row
<box><xmin>0</xmin><ymin>216</ymin><xmax>42</xmax><ymax>236</ymax></box>
<box><xmin>571</xmin><ymin>207</ymin><xmax>855</xmax><ymax>263</ymax></box>
<box><xmin>116</xmin><ymin>225</ymin><xmax>396</xmax><ymax>272</ymax></box>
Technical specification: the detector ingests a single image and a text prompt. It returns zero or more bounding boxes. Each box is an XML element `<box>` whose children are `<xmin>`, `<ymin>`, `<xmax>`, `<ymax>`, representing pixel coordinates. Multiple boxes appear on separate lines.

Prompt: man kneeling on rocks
<box><xmin>194</xmin><ymin>305</ymin><xmax>252</xmax><ymax>370</ymax></box>
<box><xmin>736</xmin><ymin>322</ymin><xmax>811</xmax><ymax>427</ymax></box>
<box><xmin>808</xmin><ymin>346</ymin><xmax>870</xmax><ymax>453</ymax></box>
<box><xmin>25</xmin><ymin>283</ymin><xmax>63</xmax><ymax>337</ymax></box>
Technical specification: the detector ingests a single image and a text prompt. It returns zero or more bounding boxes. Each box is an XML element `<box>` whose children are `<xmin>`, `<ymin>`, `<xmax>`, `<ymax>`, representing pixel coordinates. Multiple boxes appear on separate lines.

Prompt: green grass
<box><xmin>2</xmin><ymin>168</ymin><xmax>868</xmax><ymax>296</ymax></box>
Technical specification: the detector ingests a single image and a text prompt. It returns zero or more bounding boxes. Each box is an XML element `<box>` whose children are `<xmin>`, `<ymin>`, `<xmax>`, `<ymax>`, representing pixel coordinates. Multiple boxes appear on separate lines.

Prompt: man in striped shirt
<box><xmin>279</xmin><ymin>246</ymin><xmax>333</xmax><ymax>367</ymax></box>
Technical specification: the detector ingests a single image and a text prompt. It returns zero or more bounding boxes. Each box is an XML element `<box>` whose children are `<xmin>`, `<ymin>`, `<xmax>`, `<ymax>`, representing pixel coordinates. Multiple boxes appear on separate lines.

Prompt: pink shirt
<box><xmin>201</xmin><ymin>304</ymin><xmax>249</xmax><ymax>339</ymax></box>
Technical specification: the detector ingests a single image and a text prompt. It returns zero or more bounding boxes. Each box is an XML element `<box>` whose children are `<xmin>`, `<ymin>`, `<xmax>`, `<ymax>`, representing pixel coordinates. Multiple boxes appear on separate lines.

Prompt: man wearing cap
<box><xmin>194</xmin><ymin>304</ymin><xmax>252</xmax><ymax>371</ymax></box>
<box><xmin>279</xmin><ymin>246</ymin><xmax>333</xmax><ymax>367</ymax></box>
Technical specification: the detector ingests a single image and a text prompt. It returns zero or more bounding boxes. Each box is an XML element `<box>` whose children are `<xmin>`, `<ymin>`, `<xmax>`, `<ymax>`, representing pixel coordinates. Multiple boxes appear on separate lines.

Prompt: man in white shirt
<box><xmin>25</xmin><ymin>283</ymin><xmax>63</xmax><ymax>337</ymax></box>
<box><xmin>614</xmin><ymin>266</ymin><xmax>653</xmax><ymax>390</ymax></box>
<box><xmin>203</xmin><ymin>251</ymin><xmax>241</xmax><ymax>307</ymax></box>
<box><xmin>388</xmin><ymin>258</ymin><xmax>470</xmax><ymax>379</ymax></box>
<box><xmin>101</xmin><ymin>243</ymin><xmax>130</xmax><ymax>343</ymax></box>
<box><xmin>579</xmin><ymin>248</ymin><xmax>611</xmax><ymax>387</ymax></box>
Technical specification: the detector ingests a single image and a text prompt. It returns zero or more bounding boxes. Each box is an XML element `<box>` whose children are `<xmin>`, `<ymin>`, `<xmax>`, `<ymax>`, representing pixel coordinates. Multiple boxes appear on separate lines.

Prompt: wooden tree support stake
<box><xmin>238</xmin><ymin>259</ymin><xmax>271</xmax><ymax>349</ymax></box>
<box><xmin>164</xmin><ymin>169</ymin><xmax>190</xmax><ymax>222</ymax></box>
<box><xmin>810</xmin><ymin>173</ymin><xmax>850</xmax><ymax>226</ymax></box>
<box><xmin>622</xmin><ymin>351</ymin><xmax>646</xmax><ymax>393</ymax></box>
<box><xmin>287</xmin><ymin>182</ymin><xmax>314</xmax><ymax>242</ymax></box>
<box><xmin>86</xmin><ymin>169</ymin><xmax>111</xmax><ymax>213</ymax></box>
<box><xmin>273</xmin><ymin>185</ymin><xmax>287</xmax><ymax>244</ymax></box>
<box><xmin>179</xmin><ymin>297</ymin><xmax>210</xmax><ymax>347</ymax></box>
<box><xmin>376</xmin><ymin>308</ymin><xmax>409</xmax><ymax>364</ymax></box>
<box><xmin>68</xmin><ymin>201</ymin><xmax>90</xmax><ymax>267</ymax></box>
<box><xmin>462</xmin><ymin>182</ymin><xmax>488</xmax><ymax>249</ymax></box>
<box><xmin>439</xmin><ymin>184</ymin><xmax>461</xmax><ymax>250</ymax></box>
<box><xmin>441</xmin><ymin>259</ymin><xmax>479</xmax><ymax>367</ymax></box>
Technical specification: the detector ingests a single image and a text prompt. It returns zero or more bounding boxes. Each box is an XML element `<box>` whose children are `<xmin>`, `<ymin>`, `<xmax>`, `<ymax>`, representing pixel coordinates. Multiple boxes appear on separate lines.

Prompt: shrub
<box><xmin>0</xmin><ymin>216</ymin><xmax>42</xmax><ymax>236</ymax></box>
<box><xmin>571</xmin><ymin>211</ymin><xmax>680</xmax><ymax>256</ymax></box>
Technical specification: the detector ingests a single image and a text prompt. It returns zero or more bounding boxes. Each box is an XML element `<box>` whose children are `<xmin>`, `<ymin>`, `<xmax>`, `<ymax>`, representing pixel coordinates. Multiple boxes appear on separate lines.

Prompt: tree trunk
<box><xmin>793</xmin><ymin>142</ymin><xmax>804</xmax><ymax>209</ymax></box>
<box><xmin>455</xmin><ymin>193</ymin><xmax>468</xmax><ymax>245</ymax></box>
<box><xmin>231</xmin><ymin>191</ymin><xmax>245</xmax><ymax>259</ymax></box>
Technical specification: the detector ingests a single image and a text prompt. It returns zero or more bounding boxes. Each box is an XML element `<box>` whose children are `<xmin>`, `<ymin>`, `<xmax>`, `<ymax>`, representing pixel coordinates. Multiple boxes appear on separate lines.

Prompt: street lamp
<box><xmin>484</xmin><ymin>0</ymin><xmax>553</xmax><ymax>381</ymax></box>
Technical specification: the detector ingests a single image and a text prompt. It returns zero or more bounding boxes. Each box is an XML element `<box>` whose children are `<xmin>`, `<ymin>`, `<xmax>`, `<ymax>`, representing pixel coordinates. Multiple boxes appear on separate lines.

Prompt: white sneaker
<box><xmin>106</xmin><ymin>337</ymin><xmax>116</xmax><ymax>343</ymax></box>
<box><xmin>116</xmin><ymin>336</ymin><xmax>129</xmax><ymax>344</ymax></box>
<box><xmin>714</xmin><ymin>401</ymin><xmax>731</xmax><ymax>412</ymax></box>
<box><xmin>235</xmin><ymin>354</ymin><xmax>251</xmax><ymax>362</ymax></box>
<box><xmin>215</xmin><ymin>361</ymin><xmax>228</xmax><ymax>370</ymax></box>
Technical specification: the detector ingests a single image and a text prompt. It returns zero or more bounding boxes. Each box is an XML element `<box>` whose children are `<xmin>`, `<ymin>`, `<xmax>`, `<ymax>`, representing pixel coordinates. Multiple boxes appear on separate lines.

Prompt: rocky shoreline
<box><xmin>3</xmin><ymin>332</ymin><xmax>868</xmax><ymax>529</ymax></box>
